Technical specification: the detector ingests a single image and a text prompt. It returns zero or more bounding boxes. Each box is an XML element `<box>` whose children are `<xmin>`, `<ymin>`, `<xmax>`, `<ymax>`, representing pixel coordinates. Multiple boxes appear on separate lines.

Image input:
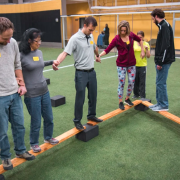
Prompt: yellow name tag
<box><xmin>33</xmin><ymin>56</ymin><xmax>39</xmax><ymax>61</ymax></box>
<box><xmin>126</xmin><ymin>40</ymin><xmax>130</xmax><ymax>45</ymax></box>
<box><xmin>90</xmin><ymin>41</ymin><xmax>94</xmax><ymax>45</ymax></box>
<box><xmin>0</xmin><ymin>53</ymin><xmax>1</xmax><ymax>57</ymax></box>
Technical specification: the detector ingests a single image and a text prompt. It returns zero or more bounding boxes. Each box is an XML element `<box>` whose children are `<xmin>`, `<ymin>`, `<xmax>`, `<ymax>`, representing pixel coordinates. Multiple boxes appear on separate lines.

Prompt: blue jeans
<box><xmin>24</xmin><ymin>91</ymin><xmax>54</xmax><ymax>146</ymax></box>
<box><xmin>0</xmin><ymin>93</ymin><xmax>26</xmax><ymax>160</ymax></box>
<box><xmin>156</xmin><ymin>63</ymin><xmax>171</xmax><ymax>108</ymax></box>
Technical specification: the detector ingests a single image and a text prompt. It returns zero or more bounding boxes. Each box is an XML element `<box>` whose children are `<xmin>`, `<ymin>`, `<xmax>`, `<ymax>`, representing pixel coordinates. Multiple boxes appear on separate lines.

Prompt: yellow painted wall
<box><xmin>67</xmin><ymin>2</ymin><xmax>91</xmax><ymax>15</ymax></box>
<box><xmin>0</xmin><ymin>0</ymin><xmax>61</xmax><ymax>14</ymax></box>
<box><xmin>67</xmin><ymin>2</ymin><xmax>180</xmax><ymax>49</ymax></box>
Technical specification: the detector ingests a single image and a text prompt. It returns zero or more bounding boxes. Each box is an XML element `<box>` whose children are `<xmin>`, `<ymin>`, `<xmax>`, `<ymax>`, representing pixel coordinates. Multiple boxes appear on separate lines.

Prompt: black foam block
<box><xmin>76</xmin><ymin>124</ymin><xmax>99</xmax><ymax>142</ymax></box>
<box><xmin>45</xmin><ymin>78</ymin><xmax>50</xmax><ymax>85</ymax></box>
<box><xmin>0</xmin><ymin>174</ymin><xmax>5</xmax><ymax>180</ymax></box>
<box><xmin>51</xmin><ymin>95</ymin><xmax>66</xmax><ymax>107</ymax></box>
<box><xmin>134</xmin><ymin>98</ymin><xmax>151</xmax><ymax>111</ymax></box>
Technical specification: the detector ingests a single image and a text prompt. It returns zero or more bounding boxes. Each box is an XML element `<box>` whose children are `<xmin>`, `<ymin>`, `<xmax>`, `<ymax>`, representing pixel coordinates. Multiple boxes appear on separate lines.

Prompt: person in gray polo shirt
<box><xmin>53</xmin><ymin>16</ymin><xmax>102</xmax><ymax>130</ymax></box>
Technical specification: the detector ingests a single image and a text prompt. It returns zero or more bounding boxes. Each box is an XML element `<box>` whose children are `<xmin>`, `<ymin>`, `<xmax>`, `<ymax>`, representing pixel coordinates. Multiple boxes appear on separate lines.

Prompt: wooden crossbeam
<box><xmin>141</xmin><ymin>101</ymin><xmax>180</xmax><ymax>124</ymax></box>
<box><xmin>87</xmin><ymin>100</ymin><xmax>142</xmax><ymax>126</ymax></box>
<box><xmin>0</xmin><ymin>99</ymin><xmax>145</xmax><ymax>174</ymax></box>
<box><xmin>0</xmin><ymin>127</ymin><xmax>86</xmax><ymax>174</ymax></box>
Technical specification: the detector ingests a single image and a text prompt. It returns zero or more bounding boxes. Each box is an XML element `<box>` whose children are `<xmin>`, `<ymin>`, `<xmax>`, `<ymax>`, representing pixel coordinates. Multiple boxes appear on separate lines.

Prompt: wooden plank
<box><xmin>141</xmin><ymin>101</ymin><xmax>180</xmax><ymax>124</ymax></box>
<box><xmin>87</xmin><ymin>100</ymin><xmax>142</xmax><ymax>126</ymax></box>
<box><xmin>0</xmin><ymin>127</ymin><xmax>86</xmax><ymax>174</ymax></box>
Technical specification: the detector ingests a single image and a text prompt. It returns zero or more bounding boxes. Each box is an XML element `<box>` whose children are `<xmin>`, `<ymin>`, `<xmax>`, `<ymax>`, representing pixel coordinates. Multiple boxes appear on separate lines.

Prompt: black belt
<box><xmin>76</xmin><ymin>68</ymin><xmax>94</xmax><ymax>72</ymax></box>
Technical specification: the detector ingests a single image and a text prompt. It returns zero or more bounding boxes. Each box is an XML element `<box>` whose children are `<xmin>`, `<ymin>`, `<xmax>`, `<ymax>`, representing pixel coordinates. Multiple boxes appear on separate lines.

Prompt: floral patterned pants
<box><xmin>117</xmin><ymin>66</ymin><xmax>136</xmax><ymax>99</ymax></box>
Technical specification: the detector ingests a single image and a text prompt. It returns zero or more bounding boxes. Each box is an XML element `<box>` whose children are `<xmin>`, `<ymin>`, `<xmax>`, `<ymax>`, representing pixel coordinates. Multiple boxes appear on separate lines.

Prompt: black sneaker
<box><xmin>74</xmin><ymin>122</ymin><xmax>84</xmax><ymax>130</ymax></box>
<box><xmin>132</xmin><ymin>95</ymin><xmax>139</xmax><ymax>99</ymax></box>
<box><xmin>88</xmin><ymin>117</ymin><xmax>103</xmax><ymax>122</ymax></box>
<box><xmin>124</xmin><ymin>98</ymin><xmax>134</xmax><ymax>106</ymax></box>
<box><xmin>119</xmin><ymin>102</ymin><xmax>125</xmax><ymax>110</ymax></box>
<box><xmin>0</xmin><ymin>174</ymin><xmax>5</xmax><ymax>180</ymax></box>
<box><xmin>2</xmin><ymin>159</ymin><xmax>13</xmax><ymax>170</ymax></box>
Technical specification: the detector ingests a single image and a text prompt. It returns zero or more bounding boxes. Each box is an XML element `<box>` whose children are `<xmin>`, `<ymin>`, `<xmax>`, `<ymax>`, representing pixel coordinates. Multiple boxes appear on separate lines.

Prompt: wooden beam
<box><xmin>141</xmin><ymin>101</ymin><xmax>180</xmax><ymax>124</ymax></box>
<box><xmin>87</xmin><ymin>100</ymin><xmax>142</xmax><ymax>126</ymax></box>
<box><xmin>0</xmin><ymin>127</ymin><xmax>86</xmax><ymax>174</ymax></box>
<box><xmin>0</xmin><ymin>99</ymin><xmax>143</xmax><ymax>174</ymax></box>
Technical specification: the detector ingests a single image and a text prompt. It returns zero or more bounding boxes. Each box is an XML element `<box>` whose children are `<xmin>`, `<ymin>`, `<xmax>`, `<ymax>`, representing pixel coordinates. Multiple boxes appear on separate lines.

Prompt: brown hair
<box><xmin>137</xmin><ymin>31</ymin><xmax>144</xmax><ymax>37</ymax></box>
<box><xmin>0</xmin><ymin>17</ymin><xmax>14</xmax><ymax>34</ymax></box>
<box><xmin>84</xmin><ymin>16</ymin><xmax>97</xmax><ymax>27</ymax></box>
<box><xmin>151</xmin><ymin>9</ymin><xmax>165</xmax><ymax>19</ymax></box>
<box><xmin>118</xmin><ymin>20</ymin><xmax>130</xmax><ymax>36</ymax></box>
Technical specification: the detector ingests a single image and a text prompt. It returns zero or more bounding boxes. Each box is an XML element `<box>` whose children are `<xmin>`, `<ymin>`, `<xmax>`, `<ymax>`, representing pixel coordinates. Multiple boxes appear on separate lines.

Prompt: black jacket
<box><xmin>155</xmin><ymin>19</ymin><xmax>175</xmax><ymax>66</ymax></box>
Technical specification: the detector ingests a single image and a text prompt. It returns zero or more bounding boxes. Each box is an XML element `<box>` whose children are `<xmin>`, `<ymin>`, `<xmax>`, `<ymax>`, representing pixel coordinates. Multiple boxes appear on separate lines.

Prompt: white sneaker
<box><xmin>151</xmin><ymin>105</ymin><xmax>169</xmax><ymax>111</ymax></box>
<box><xmin>44</xmin><ymin>138</ymin><xmax>59</xmax><ymax>145</ymax></box>
<box><xmin>30</xmin><ymin>145</ymin><xmax>41</xmax><ymax>153</ymax></box>
<box><xmin>149</xmin><ymin>104</ymin><xmax>158</xmax><ymax>109</ymax></box>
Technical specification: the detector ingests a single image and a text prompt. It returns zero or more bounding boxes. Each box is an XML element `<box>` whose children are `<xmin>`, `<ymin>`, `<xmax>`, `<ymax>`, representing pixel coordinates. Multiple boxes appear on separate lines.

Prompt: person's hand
<box><xmin>144</xmin><ymin>46</ymin><xmax>148</xmax><ymax>51</ymax></box>
<box><xmin>52</xmin><ymin>60</ymin><xmax>60</xmax><ymax>71</ymax></box>
<box><xmin>140</xmin><ymin>51</ymin><xmax>145</xmax><ymax>59</ymax></box>
<box><xmin>18</xmin><ymin>85</ymin><xmax>27</xmax><ymax>96</ymax></box>
<box><xmin>157</xmin><ymin>65</ymin><xmax>162</xmax><ymax>70</ymax></box>
<box><xmin>16</xmin><ymin>78</ymin><xmax>25</xmax><ymax>86</ymax></box>
<box><xmin>95</xmin><ymin>56</ymin><xmax>101</xmax><ymax>63</ymax></box>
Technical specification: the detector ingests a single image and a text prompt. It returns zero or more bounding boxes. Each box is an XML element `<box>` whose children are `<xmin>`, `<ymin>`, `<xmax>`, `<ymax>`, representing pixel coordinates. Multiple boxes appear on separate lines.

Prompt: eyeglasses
<box><xmin>34</xmin><ymin>40</ymin><xmax>42</xmax><ymax>43</ymax></box>
<box><xmin>121</xmin><ymin>30</ymin><xmax>126</xmax><ymax>32</ymax></box>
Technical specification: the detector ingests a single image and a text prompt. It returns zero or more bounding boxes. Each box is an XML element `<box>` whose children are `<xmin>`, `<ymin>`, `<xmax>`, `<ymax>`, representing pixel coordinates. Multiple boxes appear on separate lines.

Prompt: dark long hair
<box><xmin>19</xmin><ymin>28</ymin><xmax>42</xmax><ymax>55</ymax></box>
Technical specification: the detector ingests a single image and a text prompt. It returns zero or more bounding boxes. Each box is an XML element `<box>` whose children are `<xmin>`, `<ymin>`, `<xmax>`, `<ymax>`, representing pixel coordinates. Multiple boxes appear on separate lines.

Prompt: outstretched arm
<box><xmin>99</xmin><ymin>51</ymin><xmax>107</xmax><ymax>58</ymax></box>
<box><xmin>52</xmin><ymin>51</ymin><xmax>68</xmax><ymax>70</ymax></box>
<box><xmin>139</xmin><ymin>41</ymin><xmax>145</xmax><ymax>59</ymax></box>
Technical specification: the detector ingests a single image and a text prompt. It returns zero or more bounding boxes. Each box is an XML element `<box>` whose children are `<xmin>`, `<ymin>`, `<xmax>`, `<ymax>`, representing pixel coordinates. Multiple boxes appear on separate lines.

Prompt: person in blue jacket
<box><xmin>97</xmin><ymin>31</ymin><xmax>105</xmax><ymax>48</ymax></box>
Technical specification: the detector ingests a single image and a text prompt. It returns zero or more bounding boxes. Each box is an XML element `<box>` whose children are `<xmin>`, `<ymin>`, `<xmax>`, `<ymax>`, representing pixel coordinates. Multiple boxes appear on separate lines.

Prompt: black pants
<box><xmin>74</xmin><ymin>70</ymin><xmax>97</xmax><ymax>122</ymax></box>
<box><xmin>104</xmin><ymin>33</ymin><xmax>109</xmax><ymax>45</ymax></box>
<box><xmin>133</xmin><ymin>66</ymin><xmax>146</xmax><ymax>98</ymax></box>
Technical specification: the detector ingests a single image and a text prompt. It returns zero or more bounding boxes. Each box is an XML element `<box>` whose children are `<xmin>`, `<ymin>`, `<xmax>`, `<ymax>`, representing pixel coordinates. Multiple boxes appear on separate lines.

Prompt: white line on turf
<box><xmin>43</xmin><ymin>55</ymin><xmax>179</xmax><ymax>73</ymax></box>
<box><xmin>43</xmin><ymin>55</ymin><xmax>118</xmax><ymax>73</ymax></box>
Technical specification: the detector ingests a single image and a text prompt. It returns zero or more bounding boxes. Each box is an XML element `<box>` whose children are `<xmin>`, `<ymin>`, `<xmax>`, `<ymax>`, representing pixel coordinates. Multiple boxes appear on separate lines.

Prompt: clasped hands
<box><xmin>16</xmin><ymin>78</ymin><xmax>27</xmax><ymax>96</ymax></box>
<box><xmin>95</xmin><ymin>56</ymin><xmax>101</xmax><ymax>63</ymax></box>
<box><xmin>52</xmin><ymin>60</ymin><xmax>60</xmax><ymax>71</ymax></box>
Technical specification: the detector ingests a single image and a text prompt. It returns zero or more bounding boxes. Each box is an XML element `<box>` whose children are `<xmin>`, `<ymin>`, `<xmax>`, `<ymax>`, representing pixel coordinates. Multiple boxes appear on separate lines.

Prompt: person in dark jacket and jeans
<box><xmin>98</xmin><ymin>20</ymin><xmax>145</xmax><ymax>110</ymax></box>
<box><xmin>149</xmin><ymin>9</ymin><xmax>175</xmax><ymax>111</ymax></box>
<box><xmin>104</xmin><ymin>24</ymin><xmax>109</xmax><ymax>45</ymax></box>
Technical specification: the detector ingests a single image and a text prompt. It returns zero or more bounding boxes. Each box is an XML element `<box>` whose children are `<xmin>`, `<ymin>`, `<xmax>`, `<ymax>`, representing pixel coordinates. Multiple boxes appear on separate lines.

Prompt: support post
<box><xmin>117</xmin><ymin>14</ymin><xmax>119</xmax><ymax>34</ymax></box>
<box><xmin>62</xmin><ymin>17</ymin><xmax>65</xmax><ymax>49</ymax></box>
<box><xmin>132</xmin><ymin>14</ymin><xmax>133</xmax><ymax>32</ymax></box>
<box><xmin>172</xmin><ymin>13</ymin><xmax>175</xmax><ymax>35</ymax></box>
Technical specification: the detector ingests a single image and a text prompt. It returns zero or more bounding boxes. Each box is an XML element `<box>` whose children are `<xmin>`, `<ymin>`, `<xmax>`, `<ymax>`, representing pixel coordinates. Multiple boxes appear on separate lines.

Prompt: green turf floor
<box><xmin>3</xmin><ymin>47</ymin><xmax>180</xmax><ymax>180</ymax></box>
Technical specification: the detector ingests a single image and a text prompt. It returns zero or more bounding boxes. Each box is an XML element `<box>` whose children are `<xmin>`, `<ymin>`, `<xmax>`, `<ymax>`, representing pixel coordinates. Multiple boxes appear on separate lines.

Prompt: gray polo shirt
<box><xmin>64</xmin><ymin>29</ymin><xmax>96</xmax><ymax>70</ymax></box>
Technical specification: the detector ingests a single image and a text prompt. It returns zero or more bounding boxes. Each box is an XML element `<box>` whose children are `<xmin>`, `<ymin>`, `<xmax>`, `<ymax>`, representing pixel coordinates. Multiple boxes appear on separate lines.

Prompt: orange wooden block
<box><xmin>141</xmin><ymin>101</ymin><xmax>180</xmax><ymax>124</ymax></box>
<box><xmin>0</xmin><ymin>126</ymin><xmax>86</xmax><ymax>174</ymax></box>
<box><xmin>87</xmin><ymin>100</ymin><xmax>142</xmax><ymax>126</ymax></box>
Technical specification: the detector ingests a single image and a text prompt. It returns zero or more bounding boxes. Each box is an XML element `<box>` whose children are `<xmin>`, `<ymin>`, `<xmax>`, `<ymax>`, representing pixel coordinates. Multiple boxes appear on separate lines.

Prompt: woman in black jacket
<box><xmin>104</xmin><ymin>24</ymin><xmax>109</xmax><ymax>46</ymax></box>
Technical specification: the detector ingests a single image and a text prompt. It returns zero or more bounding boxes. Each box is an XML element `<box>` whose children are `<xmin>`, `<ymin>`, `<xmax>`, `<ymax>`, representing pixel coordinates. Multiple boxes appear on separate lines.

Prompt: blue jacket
<box><xmin>97</xmin><ymin>34</ymin><xmax>105</xmax><ymax>46</ymax></box>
